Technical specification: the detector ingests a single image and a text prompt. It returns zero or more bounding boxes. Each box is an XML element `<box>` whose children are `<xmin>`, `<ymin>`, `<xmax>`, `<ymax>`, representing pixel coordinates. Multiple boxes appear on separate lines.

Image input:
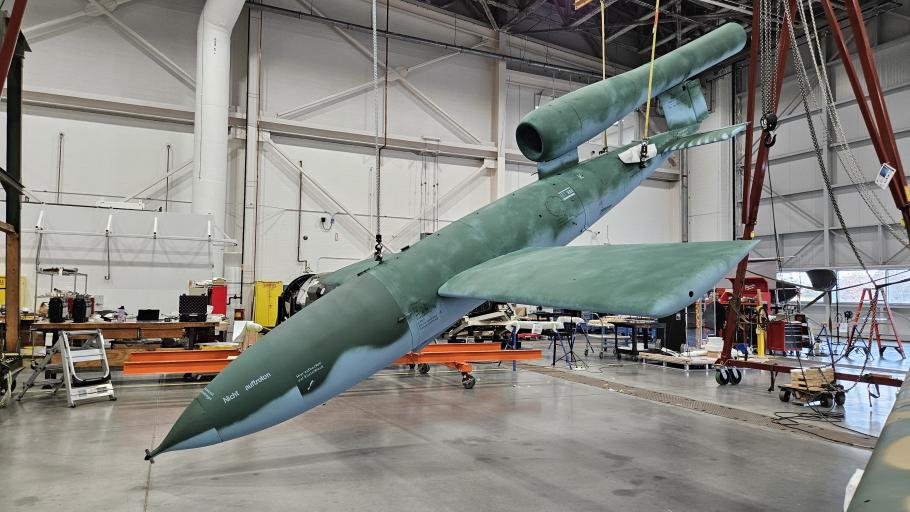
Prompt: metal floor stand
<box><xmin>17</xmin><ymin>329</ymin><xmax>116</xmax><ymax>407</ymax></box>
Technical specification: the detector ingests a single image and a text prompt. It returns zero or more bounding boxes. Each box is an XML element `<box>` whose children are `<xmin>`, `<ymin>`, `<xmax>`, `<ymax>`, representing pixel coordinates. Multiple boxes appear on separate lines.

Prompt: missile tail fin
<box><xmin>659</xmin><ymin>80</ymin><xmax>710</xmax><ymax>131</ymax></box>
<box><xmin>658</xmin><ymin>123</ymin><xmax>747</xmax><ymax>153</ymax></box>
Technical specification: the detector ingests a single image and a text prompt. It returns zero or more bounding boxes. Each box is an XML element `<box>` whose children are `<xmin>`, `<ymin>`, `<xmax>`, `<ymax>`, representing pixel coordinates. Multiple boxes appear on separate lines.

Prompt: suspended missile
<box><xmin>146</xmin><ymin>23</ymin><xmax>752</xmax><ymax>461</ymax></box>
<box><xmin>516</xmin><ymin>22</ymin><xmax>746</xmax><ymax>163</ymax></box>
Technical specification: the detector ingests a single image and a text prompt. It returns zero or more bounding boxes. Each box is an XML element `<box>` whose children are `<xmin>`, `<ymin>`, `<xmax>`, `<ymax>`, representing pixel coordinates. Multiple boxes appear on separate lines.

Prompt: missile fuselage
<box><xmin>148</xmin><ymin>23</ymin><xmax>747</xmax><ymax>458</ymax></box>
<box><xmin>152</xmin><ymin>140</ymin><xmax>674</xmax><ymax>455</ymax></box>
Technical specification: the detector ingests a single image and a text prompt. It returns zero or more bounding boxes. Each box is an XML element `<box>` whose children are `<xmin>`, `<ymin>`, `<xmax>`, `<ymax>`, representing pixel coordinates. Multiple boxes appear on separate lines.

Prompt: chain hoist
<box><xmin>759</xmin><ymin>0</ymin><xmax>781</xmax><ymax>147</ymax></box>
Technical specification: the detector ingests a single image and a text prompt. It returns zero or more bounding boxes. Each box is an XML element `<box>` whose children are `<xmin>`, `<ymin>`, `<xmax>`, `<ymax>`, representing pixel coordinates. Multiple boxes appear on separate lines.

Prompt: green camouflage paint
<box><xmin>147</xmin><ymin>23</ymin><xmax>749</xmax><ymax>460</ymax></box>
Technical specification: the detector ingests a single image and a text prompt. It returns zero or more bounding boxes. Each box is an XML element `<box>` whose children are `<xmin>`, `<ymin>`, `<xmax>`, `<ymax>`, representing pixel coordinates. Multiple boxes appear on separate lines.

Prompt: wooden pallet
<box><xmin>639</xmin><ymin>352</ymin><xmax>715</xmax><ymax>370</ymax></box>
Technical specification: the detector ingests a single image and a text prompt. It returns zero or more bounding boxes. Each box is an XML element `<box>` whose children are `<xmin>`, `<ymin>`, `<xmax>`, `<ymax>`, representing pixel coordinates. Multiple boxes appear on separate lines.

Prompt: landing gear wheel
<box><xmin>715</xmin><ymin>369</ymin><xmax>730</xmax><ymax>386</ymax></box>
<box><xmin>417</xmin><ymin>363</ymin><xmax>430</xmax><ymax>375</ymax></box>
<box><xmin>598</xmin><ymin>351</ymin><xmax>604</xmax><ymax>359</ymax></box>
<box><xmin>779</xmin><ymin>389</ymin><xmax>791</xmax><ymax>402</ymax></box>
<box><xmin>834</xmin><ymin>391</ymin><xmax>846</xmax><ymax>406</ymax></box>
<box><xmin>408</xmin><ymin>364</ymin><xmax>416</xmax><ymax>370</ymax></box>
<box><xmin>728</xmin><ymin>368</ymin><xmax>743</xmax><ymax>385</ymax></box>
<box><xmin>462</xmin><ymin>374</ymin><xmax>476</xmax><ymax>389</ymax></box>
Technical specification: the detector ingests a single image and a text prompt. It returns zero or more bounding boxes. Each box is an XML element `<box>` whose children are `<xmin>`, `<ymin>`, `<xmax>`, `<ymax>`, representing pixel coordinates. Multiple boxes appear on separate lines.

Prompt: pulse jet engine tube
<box><xmin>516</xmin><ymin>23</ymin><xmax>746</xmax><ymax>162</ymax></box>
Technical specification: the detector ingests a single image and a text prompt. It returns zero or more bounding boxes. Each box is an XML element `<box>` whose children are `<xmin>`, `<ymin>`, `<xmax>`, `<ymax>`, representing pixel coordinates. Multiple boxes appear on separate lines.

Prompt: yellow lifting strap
<box><xmin>642</xmin><ymin>0</ymin><xmax>662</xmax><ymax>142</ymax></box>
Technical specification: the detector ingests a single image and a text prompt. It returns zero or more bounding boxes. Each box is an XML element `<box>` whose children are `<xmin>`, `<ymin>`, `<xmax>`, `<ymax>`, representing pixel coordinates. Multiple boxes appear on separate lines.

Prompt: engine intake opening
<box><xmin>516</xmin><ymin>121</ymin><xmax>544</xmax><ymax>161</ymax></box>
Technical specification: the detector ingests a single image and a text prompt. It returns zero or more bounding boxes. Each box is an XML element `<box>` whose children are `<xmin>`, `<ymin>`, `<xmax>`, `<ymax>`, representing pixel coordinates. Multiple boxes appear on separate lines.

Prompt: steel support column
<box><xmin>721</xmin><ymin>0</ymin><xmax>796</xmax><ymax>360</ymax></box>
<box><xmin>740</xmin><ymin>0</ymin><xmax>760</xmax><ymax>221</ymax></box>
<box><xmin>3</xmin><ymin>27</ymin><xmax>27</xmax><ymax>353</ymax></box>
<box><xmin>819</xmin><ymin>0</ymin><xmax>910</xmax><ymax>238</ymax></box>
<box><xmin>842</xmin><ymin>0</ymin><xmax>910</xmax><ymax>237</ymax></box>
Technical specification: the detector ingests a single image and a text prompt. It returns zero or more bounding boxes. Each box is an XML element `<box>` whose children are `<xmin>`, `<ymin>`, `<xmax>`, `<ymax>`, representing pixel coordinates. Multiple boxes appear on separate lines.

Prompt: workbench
<box><xmin>27</xmin><ymin>321</ymin><xmax>221</xmax><ymax>350</ymax></box>
<box><xmin>600</xmin><ymin>316</ymin><xmax>659</xmax><ymax>360</ymax></box>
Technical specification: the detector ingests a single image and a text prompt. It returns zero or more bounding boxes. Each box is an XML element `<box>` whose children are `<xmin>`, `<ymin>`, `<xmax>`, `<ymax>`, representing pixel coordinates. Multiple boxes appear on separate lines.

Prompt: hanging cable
<box><xmin>371</xmin><ymin>0</ymin><xmax>384</xmax><ymax>262</ymax></box>
<box><xmin>640</xmin><ymin>0</ymin><xmax>661</xmax><ymax>167</ymax></box>
<box><xmin>795</xmin><ymin>0</ymin><xmax>908</xmax><ymax>250</ymax></box>
<box><xmin>781</xmin><ymin>0</ymin><xmax>871</xmax><ymax>281</ymax></box>
<box><xmin>600</xmin><ymin>0</ymin><xmax>608</xmax><ymax>149</ymax></box>
<box><xmin>767</xmin><ymin>161</ymin><xmax>783</xmax><ymax>269</ymax></box>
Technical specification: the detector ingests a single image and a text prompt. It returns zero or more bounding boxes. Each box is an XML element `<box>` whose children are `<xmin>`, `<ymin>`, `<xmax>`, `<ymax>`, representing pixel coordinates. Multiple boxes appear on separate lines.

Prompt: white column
<box><xmin>192</xmin><ymin>0</ymin><xmax>245</xmax><ymax>275</ymax></box>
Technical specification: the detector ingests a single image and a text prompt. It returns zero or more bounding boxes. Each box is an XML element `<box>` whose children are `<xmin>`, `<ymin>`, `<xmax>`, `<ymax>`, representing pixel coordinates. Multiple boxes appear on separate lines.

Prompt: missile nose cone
<box><xmin>145</xmin><ymin>397</ymin><xmax>222</xmax><ymax>461</ymax></box>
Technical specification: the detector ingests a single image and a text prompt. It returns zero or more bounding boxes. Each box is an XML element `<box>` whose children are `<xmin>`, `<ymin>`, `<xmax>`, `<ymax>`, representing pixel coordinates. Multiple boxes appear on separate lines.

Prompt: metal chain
<box><xmin>796</xmin><ymin>0</ymin><xmax>909</xmax><ymax>249</ymax></box>
<box><xmin>782</xmin><ymin>0</ymin><xmax>872</xmax><ymax>279</ymax></box>
<box><xmin>759</xmin><ymin>0</ymin><xmax>778</xmax><ymax>116</ymax></box>
<box><xmin>759</xmin><ymin>0</ymin><xmax>781</xmax><ymax>143</ymax></box>
<box><xmin>371</xmin><ymin>0</ymin><xmax>383</xmax><ymax>261</ymax></box>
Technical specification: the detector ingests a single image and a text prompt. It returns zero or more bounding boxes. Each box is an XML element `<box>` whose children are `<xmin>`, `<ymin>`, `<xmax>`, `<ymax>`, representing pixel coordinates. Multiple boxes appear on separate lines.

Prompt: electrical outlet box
<box><xmin>876</xmin><ymin>163</ymin><xmax>896</xmax><ymax>189</ymax></box>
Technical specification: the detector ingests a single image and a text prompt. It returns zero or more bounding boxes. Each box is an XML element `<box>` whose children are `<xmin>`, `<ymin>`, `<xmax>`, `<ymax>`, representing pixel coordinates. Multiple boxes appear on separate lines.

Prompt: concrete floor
<box><xmin>544</xmin><ymin>336</ymin><xmax>910</xmax><ymax>437</ymax></box>
<box><xmin>2</xmin><ymin>363</ymin><xmax>872</xmax><ymax>512</ymax></box>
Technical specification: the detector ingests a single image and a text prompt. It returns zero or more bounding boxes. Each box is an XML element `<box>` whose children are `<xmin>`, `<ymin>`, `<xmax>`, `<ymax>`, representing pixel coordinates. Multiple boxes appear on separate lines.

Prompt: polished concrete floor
<box><xmin>538</xmin><ymin>336</ymin><xmax>910</xmax><ymax>437</ymax></box>
<box><xmin>2</xmin><ymin>362</ymin><xmax>873</xmax><ymax>512</ymax></box>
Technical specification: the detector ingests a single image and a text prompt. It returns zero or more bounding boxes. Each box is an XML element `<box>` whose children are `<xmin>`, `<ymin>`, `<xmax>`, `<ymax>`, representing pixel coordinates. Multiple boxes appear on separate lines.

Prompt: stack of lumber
<box><xmin>790</xmin><ymin>366</ymin><xmax>835</xmax><ymax>389</ymax></box>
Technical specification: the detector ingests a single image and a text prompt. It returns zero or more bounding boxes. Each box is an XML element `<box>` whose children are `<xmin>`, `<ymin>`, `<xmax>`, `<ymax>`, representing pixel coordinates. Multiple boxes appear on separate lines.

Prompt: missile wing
<box><xmin>146</xmin><ymin>23</ymin><xmax>749</xmax><ymax>461</ymax></box>
<box><xmin>438</xmin><ymin>241</ymin><xmax>757</xmax><ymax>317</ymax></box>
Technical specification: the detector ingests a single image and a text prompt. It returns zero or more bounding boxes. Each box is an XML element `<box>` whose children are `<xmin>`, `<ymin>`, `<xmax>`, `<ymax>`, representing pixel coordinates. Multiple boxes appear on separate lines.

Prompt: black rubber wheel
<box><xmin>818</xmin><ymin>394</ymin><xmax>831</xmax><ymax>407</ymax></box>
<box><xmin>779</xmin><ymin>389</ymin><xmax>791</xmax><ymax>402</ymax></box>
<box><xmin>584</xmin><ymin>349</ymin><xmax>589</xmax><ymax>357</ymax></box>
<box><xmin>408</xmin><ymin>364</ymin><xmax>416</xmax><ymax>370</ymax></box>
<box><xmin>834</xmin><ymin>391</ymin><xmax>846</xmax><ymax>406</ymax></box>
<box><xmin>715</xmin><ymin>369</ymin><xmax>730</xmax><ymax>386</ymax></box>
<box><xmin>110</xmin><ymin>396</ymin><xmax>117</xmax><ymax>401</ymax></box>
<box><xmin>728</xmin><ymin>368</ymin><xmax>743</xmax><ymax>385</ymax></box>
<box><xmin>417</xmin><ymin>363</ymin><xmax>430</xmax><ymax>374</ymax></box>
<box><xmin>462</xmin><ymin>375</ymin><xmax>476</xmax><ymax>389</ymax></box>
<box><xmin>182</xmin><ymin>373</ymin><xmax>193</xmax><ymax>382</ymax></box>
<box><xmin>598</xmin><ymin>351</ymin><xmax>604</xmax><ymax>359</ymax></box>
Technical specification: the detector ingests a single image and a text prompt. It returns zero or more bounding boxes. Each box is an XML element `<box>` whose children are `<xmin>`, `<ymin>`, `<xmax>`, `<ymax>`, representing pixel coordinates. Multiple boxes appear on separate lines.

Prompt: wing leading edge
<box><xmin>438</xmin><ymin>241</ymin><xmax>758</xmax><ymax>317</ymax></box>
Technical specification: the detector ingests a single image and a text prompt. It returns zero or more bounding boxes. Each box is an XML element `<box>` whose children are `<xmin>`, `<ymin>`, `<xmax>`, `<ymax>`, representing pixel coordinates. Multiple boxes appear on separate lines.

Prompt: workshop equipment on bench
<box><xmin>17</xmin><ymin>329</ymin><xmax>116</xmax><ymax>407</ymax></box>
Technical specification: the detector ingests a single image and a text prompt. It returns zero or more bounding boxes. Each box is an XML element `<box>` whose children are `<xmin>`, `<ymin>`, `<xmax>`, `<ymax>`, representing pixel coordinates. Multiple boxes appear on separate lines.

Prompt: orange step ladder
<box><xmin>845</xmin><ymin>288</ymin><xmax>905</xmax><ymax>359</ymax></box>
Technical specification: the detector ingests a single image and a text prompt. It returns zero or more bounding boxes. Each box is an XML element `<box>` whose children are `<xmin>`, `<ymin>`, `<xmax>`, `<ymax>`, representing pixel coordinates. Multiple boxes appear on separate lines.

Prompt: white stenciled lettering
<box><xmin>300</xmin><ymin>361</ymin><xmax>325</xmax><ymax>381</ymax></box>
<box><xmin>222</xmin><ymin>390</ymin><xmax>239</xmax><ymax>403</ymax></box>
<box><xmin>244</xmin><ymin>372</ymin><xmax>272</xmax><ymax>391</ymax></box>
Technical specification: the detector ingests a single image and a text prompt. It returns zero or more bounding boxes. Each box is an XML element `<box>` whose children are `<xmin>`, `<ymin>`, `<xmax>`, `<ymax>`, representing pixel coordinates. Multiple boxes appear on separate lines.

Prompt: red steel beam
<box><xmin>843</xmin><ymin>0</ymin><xmax>910</xmax><ymax>231</ymax></box>
<box><xmin>721</xmin><ymin>0</ymin><xmax>797</xmax><ymax>360</ymax></box>
<box><xmin>395</xmin><ymin>349</ymin><xmax>542</xmax><ymax>365</ymax></box>
<box><xmin>721</xmin><ymin>358</ymin><xmax>903</xmax><ymax>387</ymax></box>
<box><xmin>126</xmin><ymin>349</ymin><xmax>240</xmax><ymax>362</ymax></box>
<box><xmin>819</xmin><ymin>1</ymin><xmax>885</xmax><ymax>163</ymax></box>
<box><xmin>123</xmin><ymin>358</ymin><xmax>236</xmax><ymax>375</ymax></box>
<box><xmin>0</xmin><ymin>0</ymin><xmax>28</xmax><ymax>90</ymax></box>
<box><xmin>740</xmin><ymin>0</ymin><xmax>761</xmax><ymax>220</ymax></box>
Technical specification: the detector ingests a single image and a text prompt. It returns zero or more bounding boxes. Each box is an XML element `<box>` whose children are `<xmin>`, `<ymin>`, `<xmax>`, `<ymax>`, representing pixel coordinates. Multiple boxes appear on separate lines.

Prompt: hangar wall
<box><xmin>0</xmin><ymin>0</ymin><xmax>683</xmax><ymax>314</ymax></box>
